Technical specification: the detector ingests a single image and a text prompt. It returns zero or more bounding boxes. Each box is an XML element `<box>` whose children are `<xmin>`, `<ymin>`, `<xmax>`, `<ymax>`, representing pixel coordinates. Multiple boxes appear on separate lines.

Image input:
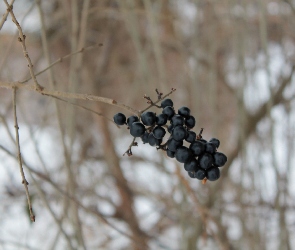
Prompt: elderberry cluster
<box><xmin>113</xmin><ymin>98</ymin><xmax>227</xmax><ymax>182</ymax></box>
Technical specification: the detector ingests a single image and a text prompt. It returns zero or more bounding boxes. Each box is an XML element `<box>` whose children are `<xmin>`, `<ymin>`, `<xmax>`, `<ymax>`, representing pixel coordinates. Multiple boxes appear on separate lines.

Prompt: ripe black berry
<box><xmin>141</xmin><ymin>112</ymin><xmax>156</xmax><ymax>126</ymax></box>
<box><xmin>178</xmin><ymin>107</ymin><xmax>190</xmax><ymax>118</ymax></box>
<box><xmin>185</xmin><ymin>116</ymin><xmax>195</xmax><ymax>129</ymax></box>
<box><xmin>167</xmin><ymin>138</ymin><xmax>183</xmax><ymax>152</ymax></box>
<box><xmin>148</xmin><ymin>133</ymin><xmax>162</xmax><ymax>147</ymax></box>
<box><xmin>172</xmin><ymin>125</ymin><xmax>187</xmax><ymax>141</ymax></box>
<box><xmin>195</xmin><ymin>168</ymin><xmax>206</xmax><ymax>180</ymax></box>
<box><xmin>113</xmin><ymin>113</ymin><xmax>126</xmax><ymax>125</ymax></box>
<box><xmin>130</xmin><ymin>122</ymin><xmax>145</xmax><ymax>137</ymax></box>
<box><xmin>207</xmin><ymin>167</ymin><xmax>220</xmax><ymax>181</ymax></box>
<box><xmin>162</xmin><ymin>106</ymin><xmax>175</xmax><ymax>120</ymax></box>
<box><xmin>184</xmin><ymin>158</ymin><xmax>198</xmax><ymax>171</ymax></box>
<box><xmin>171</xmin><ymin>115</ymin><xmax>184</xmax><ymax>126</ymax></box>
<box><xmin>167</xmin><ymin>124</ymin><xmax>174</xmax><ymax>134</ymax></box>
<box><xmin>199</xmin><ymin>153</ymin><xmax>213</xmax><ymax>170</ymax></box>
<box><xmin>205</xmin><ymin>142</ymin><xmax>216</xmax><ymax>154</ymax></box>
<box><xmin>161</xmin><ymin>99</ymin><xmax>173</xmax><ymax>108</ymax></box>
<box><xmin>185</xmin><ymin>131</ymin><xmax>196</xmax><ymax>143</ymax></box>
<box><xmin>152</xmin><ymin>126</ymin><xmax>166</xmax><ymax>139</ymax></box>
<box><xmin>187</xmin><ymin>168</ymin><xmax>206</xmax><ymax>180</ymax></box>
<box><xmin>209</xmin><ymin>138</ymin><xmax>220</xmax><ymax>148</ymax></box>
<box><xmin>141</xmin><ymin>131</ymin><xmax>149</xmax><ymax>144</ymax></box>
<box><xmin>175</xmin><ymin>146</ymin><xmax>192</xmax><ymax>163</ymax></box>
<box><xmin>156</xmin><ymin>114</ymin><xmax>168</xmax><ymax>126</ymax></box>
<box><xmin>127</xmin><ymin>116</ymin><xmax>139</xmax><ymax>127</ymax></box>
<box><xmin>189</xmin><ymin>140</ymin><xmax>205</xmax><ymax>156</ymax></box>
<box><xmin>213</xmin><ymin>152</ymin><xmax>227</xmax><ymax>167</ymax></box>
<box><xmin>166</xmin><ymin>149</ymin><xmax>175</xmax><ymax>158</ymax></box>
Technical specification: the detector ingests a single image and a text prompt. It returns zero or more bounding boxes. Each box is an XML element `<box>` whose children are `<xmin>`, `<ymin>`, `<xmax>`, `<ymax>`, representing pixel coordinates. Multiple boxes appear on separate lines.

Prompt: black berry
<box><xmin>172</xmin><ymin>125</ymin><xmax>187</xmax><ymax>141</ymax></box>
<box><xmin>185</xmin><ymin>116</ymin><xmax>195</xmax><ymax>129</ymax></box>
<box><xmin>152</xmin><ymin>126</ymin><xmax>166</xmax><ymax>139</ymax></box>
<box><xmin>178</xmin><ymin>107</ymin><xmax>190</xmax><ymax>118</ymax></box>
<box><xmin>166</xmin><ymin>149</ymin><xmax>175</xmax><ymax>158</ymax></box>
<box><xmin>199</xmin><ymin>153</ymin><xmax>213</xmax><ymax>170</ymax></box>
<box><xmin>141</xmin><ymin>131</ymin><xmax>149</xmax><ymax>144</ymax></box>
<box><xmin>207</xmin><ymin>167</ymin><xmax>220</xmax><ymax>181</ymax></box>
<box><xmin>184</xmin><ymin>158</ymin><xmax>198</xmax><ymax>171</ymax></box>
<box><xmin>148</xmin><ymin>133</ymin><xmax>162</xmax><ymax>147</ymax></box>
<box><xmin>161</xmin><ymin>99</ymin><xmax>173</xmax><ymax>108</ymax></box>
<box><xmin>127</xmin><ymin>116</ymin><xmax>139</xmax><ymax>127</ymax></box>
<box><xmin>141</xmin><ymin>112</ymin><xmax>156</xmax><ymax>126</ymax></box>
<box><xmin>175</xmin><ymin>146</ymin><xmax>192</xmax><ymax>163</ymax></box>
<box><xmin>213</xmin><ymin>152</ymin><xmax>227</xmax><ymax>167</ymax></box>
<box><xmin>171</xmin><ymin>115</ymin><xmax>184</xmax><ymax>126</ymax></box>
<box><xmin>113</xmin><ymin>113</ymin><xmax>126</xmax><ymax>125</ymax></box>
<box><xmin>185</xmin><ymin>131</ymin><xmax>196</xmax><ymax>143</ymax></box>
<box><xmin>167</xmin><ymin>138</ymin><xmax>183</xmax><ymax>152</ymax></box>
<box><xmin>162</xmin><ymin>106</ymin><xmax>175</xmax><ymax>120</ymax></box>
<box><xmin>156</xmin><ymin>114</ymin><xmax>168</xmax><ymax>126</ymax></box>
<box><xmin>130</xmin><ymin>122</ymin><xmax>145</xmax><ymax>137</ymax></box>
<box><xmin>209</xmin><ymin>138</ymin><xmax>220</xmax><ymax>148</ymax></box>
<box><xmin>189</xmin><ymin>140</ymin><xmax>205</xmax><ymax>156</ymax></box>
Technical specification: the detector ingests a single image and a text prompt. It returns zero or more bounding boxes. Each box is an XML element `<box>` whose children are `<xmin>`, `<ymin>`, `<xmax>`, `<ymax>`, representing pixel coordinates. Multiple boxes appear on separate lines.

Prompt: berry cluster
<box><xmin>113</xmin><ymin>94</ymin><xmax>227</xmax><ymax>183</ymax></box>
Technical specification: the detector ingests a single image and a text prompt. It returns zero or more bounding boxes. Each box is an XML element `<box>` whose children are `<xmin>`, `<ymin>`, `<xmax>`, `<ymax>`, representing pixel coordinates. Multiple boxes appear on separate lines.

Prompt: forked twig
<box><xmin>4</xmin><ymin>0</ymin><xmax>42</xmax><ymax>91</ymax></box>
<box><xmin>12</xmin><ymin>87</ymin><xmax>35</xmax><ymax>222</ymax></box>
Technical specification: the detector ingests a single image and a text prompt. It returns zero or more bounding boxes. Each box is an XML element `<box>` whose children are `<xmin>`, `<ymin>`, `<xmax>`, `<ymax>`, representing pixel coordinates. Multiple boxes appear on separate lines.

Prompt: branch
<box><xmin>4</xmin><ymin>0</ymin><xmax>42</xmax><ymax>91</ymax></box>
<box><xmin>0</xmin><ymin>81</ymin><xmax>139</xmax><ymax>115</ymax></box>
<box><xmin>0</xmin><ymin>0</ymin><xmax>15</xmax><ymax>30</ymax></box>
<box><xmin>12</xmin><ymin>87</ymin><xmax>35</xmax><ymax>222</ymax></box>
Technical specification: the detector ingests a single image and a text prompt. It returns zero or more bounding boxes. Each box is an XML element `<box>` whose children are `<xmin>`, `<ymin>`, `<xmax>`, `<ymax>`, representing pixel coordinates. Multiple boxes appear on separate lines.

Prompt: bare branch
<box><xmin>12</xmin><ymin>87</ymin><xmax>35</xmax><ymax>222</ymax></box>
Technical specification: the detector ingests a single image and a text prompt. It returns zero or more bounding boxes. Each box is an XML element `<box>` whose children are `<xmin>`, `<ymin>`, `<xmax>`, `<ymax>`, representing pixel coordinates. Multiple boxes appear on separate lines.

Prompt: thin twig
<box><xmin>123</xmin><ymin>137</ymin><xmax>137</xmax><ymax>156</ymax></box>
<box><xmin>12</xmin><ymin>87</ymin><xmax>35</xmax><ymax>222</ymax></box>
<box><xmin>4</xmin><ymin>0</ymin><xmax>42</xmax><ymax>91</ymax></box>
<box><xmin>139</xmin><ymin>88</ymin><xmax>176</xmax><ymax>114</ymax></box>
<box><xmin>21</xmin><ymin>43</ymin><xmax>103</xmax><ymax>84</ymax></box>
<box><xmin>0</xmin><ymin>0</ymin><xmax>15</xmax><ymax>30</ymax></box>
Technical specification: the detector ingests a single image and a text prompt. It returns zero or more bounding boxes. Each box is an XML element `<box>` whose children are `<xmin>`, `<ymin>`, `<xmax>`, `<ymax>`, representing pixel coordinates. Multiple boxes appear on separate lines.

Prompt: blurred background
<box><xmin>0</xmin><ymin>0</ymin><xmax>295</xmax><ymax>249</ymax></box>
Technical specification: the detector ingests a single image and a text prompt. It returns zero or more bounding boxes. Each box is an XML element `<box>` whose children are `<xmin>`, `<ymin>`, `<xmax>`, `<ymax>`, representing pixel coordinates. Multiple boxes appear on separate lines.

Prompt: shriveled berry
<box><xmin>113</xmin><ymin>113</ymin><xmax>126</xmax><ymax>125</ymax></box>
<box><xmin>175</xmin><ymin>146</ymin><xmax>192</xmax><ymax>163</ymax></box>
<box><xmin>172</xmin><ymin>125</ymin><xmax>187</xmax><ymax>141</ymax></box>
<box><xmin>189</xmin><ymin>140</ymin><xmax>205</xmax><ymax>156</ymax></box>
<box><xmin>161</xmin><ymin>99</ymin><xmax>173</xmax><ymax>108</ymax></box>
<box><xmin>185</xmin><ymin>131</ymin><xmax>196</xmax><ymax>143</ymax></box>
<box><xmin>184</xmin><ymin>158</ymin><xmax>198</xmax><ymax>171</ymax></box>
<box><xmin>127</xmin><ymin>116</ymin><xmax>139</xmax><ymax>127</ymax></box>
<box><xmin>162</xmin><ymin>106</ymin><xmax>175</xmax><ymax>120</ymax></box>
<box><xmin>185</xmin><ymin>116</ymin><xmax>195</xmax><ymax>129</ymax></box>
<box><xmin>207</xmin><ymin>167</ymin><xmax>220</xmax><ymax>181</ymax></box>
<box><xmin>130</xmin><ymin>122</ymin><xmax>145</xmax><ymax>137</ymax></box>
<box><xmin>152</xmin><ymin>126</ymin><xmax>166</xmax><ymax>139</ymax></box>
<box><xmin>213</xmin><ymin>152</ymin><xmax>227</xmax><ymax>167</ymax></box>
<box><xmin>178</xmin><ymin>107</ymin><xmax>190</xmax><ymax>118</ymax></box>
<box><xmin>156</xmin><ymin>114</ymin><xmax>168</xmax><ymax>126</ymax></box>
<box><xmin>141</xmin><ymin>112</ymin><xmax>156</xmax><ymax>126</ymax></box>
<box><xmin>199</xmin><ymin>153</ymin><xmax>213</xmax><ymax>170</ymax></box>
<box><xmin>148</xmin><ymin>133</ymin><xmax>162</xmax><ymax>147</ymax></box>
